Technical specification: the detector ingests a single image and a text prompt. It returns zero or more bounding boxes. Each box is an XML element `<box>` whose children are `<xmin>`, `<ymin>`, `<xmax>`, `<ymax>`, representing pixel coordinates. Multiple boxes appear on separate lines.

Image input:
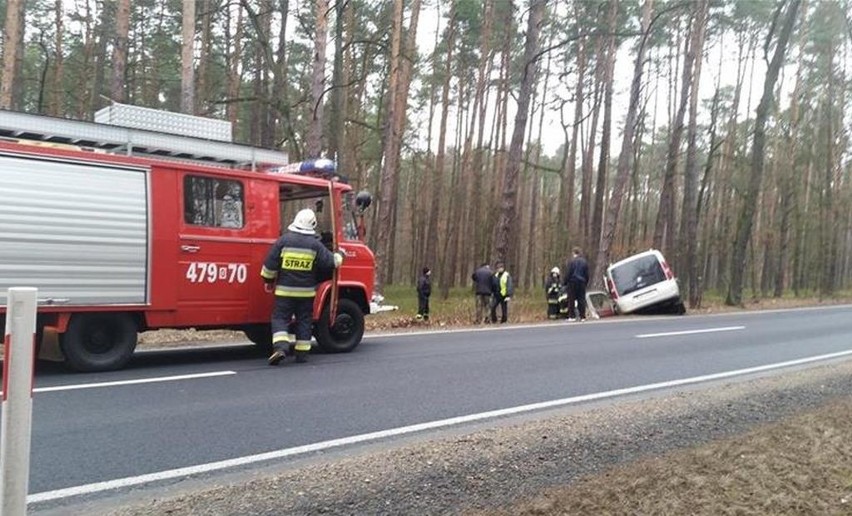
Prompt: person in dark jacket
<box><xmin>416</xmin><ymin>267</ymin><xmax>432</xmax><ymax>321</ymax></box>
<box><xmin>472</xmin><ymin>263</ymin><xmax>493</xmax><ymax>323</ymax></box>
<box><xmin>490</xmin><ymin>261</ymin><xmax>514</xmax><ymax>324</ymax></box>
<box><xmin>545</xmin><ymin>267</ymin><xmax>562</xmax><ymax>319</ymax></box>
<box><xmin>564</xmin><ymin>247</ymin><xmax>589</xmax><ymax>321</ymax></box>
<box><xmin>261</xmin><ymin>209</ymin><xmax>344</xmax><ymax>365</ymax></box>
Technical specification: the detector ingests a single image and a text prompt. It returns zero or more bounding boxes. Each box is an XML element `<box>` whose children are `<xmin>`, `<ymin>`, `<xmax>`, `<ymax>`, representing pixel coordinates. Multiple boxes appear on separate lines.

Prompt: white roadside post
<box><xmin>1</xmin><ymin>287</ymin><xmax>38</xmax><ymax>516</ymax></box>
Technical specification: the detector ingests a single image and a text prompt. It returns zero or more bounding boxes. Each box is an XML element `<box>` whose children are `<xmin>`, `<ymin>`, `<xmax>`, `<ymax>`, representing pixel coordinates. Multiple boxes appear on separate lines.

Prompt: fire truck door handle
<box><xmin>181</xmin><ymin>245</ymin><xmax>201</xmax><ymax>253</ymax></box>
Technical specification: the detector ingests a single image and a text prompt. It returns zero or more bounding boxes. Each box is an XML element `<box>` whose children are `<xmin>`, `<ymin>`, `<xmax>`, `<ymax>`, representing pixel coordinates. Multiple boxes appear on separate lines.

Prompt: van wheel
<box><xmin>61</xmin><ymin>313</ymin><xmax>137</xmax><ymax>372</ymax></box>
<box><xmin>243</xmin><ymin>324</ymin><xmax>273</xmax><ymax>354</ymax></box>
<box><xmin>315</xmin><ymin>298</ymin><xmax>364</xmax><ymax>353</ymax></box>
<box><xmin>675</xmin><ymin>302</ymin><xmax>687</xmax><ymax>315</ymax></box>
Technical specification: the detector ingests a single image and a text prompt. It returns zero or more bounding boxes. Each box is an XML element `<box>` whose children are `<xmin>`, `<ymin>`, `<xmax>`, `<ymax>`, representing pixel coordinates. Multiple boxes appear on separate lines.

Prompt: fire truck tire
<box><xmin>243</xmin><ymin>324</ymin><xmax>273</xmax><ymax>354</ymax></box>
<box><xmin>61</xmin><ymin>313</ymin><xmax>138</xmax><ymax>372</ymax></box>
<box><xmin>315</xmin><ymin>298</ymin><xmax>364</xmax><ymax>353</ymax></box>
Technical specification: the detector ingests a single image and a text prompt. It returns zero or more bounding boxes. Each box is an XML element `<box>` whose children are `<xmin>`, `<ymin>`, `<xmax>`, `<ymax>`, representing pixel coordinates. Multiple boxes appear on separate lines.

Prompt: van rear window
<box><xmin>610</xmin><ymin>255</ymin><xmax>666</xmax><ymax>296</ymax></box>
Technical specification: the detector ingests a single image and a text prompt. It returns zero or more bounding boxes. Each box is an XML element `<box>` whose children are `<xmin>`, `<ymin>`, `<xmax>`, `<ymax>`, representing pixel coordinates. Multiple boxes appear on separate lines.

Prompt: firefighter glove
<box><xmin>505</xmin><ymin>297</ymin><xmax>511</xmax><ymax>302</ymax></box>
<box><xmin>333</xmin><ymin>251</ymin><xmax>345</xmax><ymax>267</ymax></box>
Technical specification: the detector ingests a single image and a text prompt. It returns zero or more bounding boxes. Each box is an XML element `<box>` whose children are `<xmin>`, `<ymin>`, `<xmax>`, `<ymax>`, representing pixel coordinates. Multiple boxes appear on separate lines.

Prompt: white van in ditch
<box><xmin>604</xmin><ymin>249</ymin><xmax>685</xmax><ymax>315</ymax></box>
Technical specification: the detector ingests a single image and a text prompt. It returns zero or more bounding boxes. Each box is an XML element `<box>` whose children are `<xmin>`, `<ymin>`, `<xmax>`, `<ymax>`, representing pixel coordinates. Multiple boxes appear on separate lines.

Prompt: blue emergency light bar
<box><xmin>266</xmin><ymin>158</ymin><xmax>336</xmax><ymax>177</ymax></box>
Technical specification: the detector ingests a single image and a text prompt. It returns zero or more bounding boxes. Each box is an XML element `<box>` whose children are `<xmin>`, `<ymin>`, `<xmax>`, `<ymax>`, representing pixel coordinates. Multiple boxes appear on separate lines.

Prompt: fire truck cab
<box><xmin>0</xmin><ymin>107</ymin><xmax>375</xmax><ymax>372</ymax></box>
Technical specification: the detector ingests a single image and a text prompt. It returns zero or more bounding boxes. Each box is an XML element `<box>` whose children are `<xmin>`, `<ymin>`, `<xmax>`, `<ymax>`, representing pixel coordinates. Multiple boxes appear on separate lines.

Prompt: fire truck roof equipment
<box><xmin>266</xmin><ymin>158</ymin><xmax>348</xmax><ymax>182</ymax></box>
<box><xmin>0</xmin><ymin>108</ymin><xmax>289</xmax><ymax>169</ymax></box>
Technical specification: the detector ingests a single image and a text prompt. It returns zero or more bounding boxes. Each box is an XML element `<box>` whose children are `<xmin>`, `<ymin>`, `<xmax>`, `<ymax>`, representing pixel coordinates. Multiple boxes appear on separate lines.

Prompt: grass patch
<box><xmin>369</xmin><ymin>285</ymin><xmax>550</xmax><ymax>330</ymax></box>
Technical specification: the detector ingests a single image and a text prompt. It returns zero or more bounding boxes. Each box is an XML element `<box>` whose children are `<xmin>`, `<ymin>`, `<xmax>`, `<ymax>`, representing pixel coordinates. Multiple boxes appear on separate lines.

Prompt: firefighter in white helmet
<box><xmin>545</xmin><ymin>266</ymin><xmax>561</xmax><ymax>319</ymax></box>
<box><xmin>261</xmin><ymin>208</ymin><xmax>344</xmax><ymax>365</ymax></box>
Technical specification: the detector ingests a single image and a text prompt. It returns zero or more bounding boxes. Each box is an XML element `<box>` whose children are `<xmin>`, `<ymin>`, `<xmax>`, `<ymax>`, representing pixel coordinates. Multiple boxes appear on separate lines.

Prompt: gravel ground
<box><xmin>46</xmin><ymin>357</ymin><xmax>852</xmax><ymax>516</ymax></box>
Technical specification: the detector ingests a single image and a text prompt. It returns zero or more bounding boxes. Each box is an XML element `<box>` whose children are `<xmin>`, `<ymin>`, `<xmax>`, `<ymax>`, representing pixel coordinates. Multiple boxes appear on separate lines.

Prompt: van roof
<box><xmin>607</xmin><ymin>249</ymin><xmax>665</xmax><ymax>271</ymax></box>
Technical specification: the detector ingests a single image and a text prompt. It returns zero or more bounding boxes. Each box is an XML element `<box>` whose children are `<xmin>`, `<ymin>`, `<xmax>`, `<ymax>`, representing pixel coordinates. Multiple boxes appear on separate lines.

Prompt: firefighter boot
<box><xmin>268</xmin><ymin>346</ymin><xmax>287</xmax><ymax>366</ymax></box>
<box><xmin>294</xmin><ymin>341</ymin><xmax>311</xmax><ymax>363</ymax></box>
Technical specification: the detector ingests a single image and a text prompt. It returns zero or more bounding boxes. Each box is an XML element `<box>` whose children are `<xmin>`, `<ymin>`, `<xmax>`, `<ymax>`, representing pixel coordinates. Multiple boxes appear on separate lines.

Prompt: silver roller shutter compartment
<box><xmin>0</xmin><ymin>154</ymin><xmax>149</xmax><ymax>306</ymax></box>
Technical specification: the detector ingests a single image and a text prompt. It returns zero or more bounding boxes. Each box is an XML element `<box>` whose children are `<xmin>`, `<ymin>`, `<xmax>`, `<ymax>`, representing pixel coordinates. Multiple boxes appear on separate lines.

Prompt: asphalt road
<box><xmin>6</xmin><ymin>305</ymin><xmax>852</xmax><ymax>508</ymax></box>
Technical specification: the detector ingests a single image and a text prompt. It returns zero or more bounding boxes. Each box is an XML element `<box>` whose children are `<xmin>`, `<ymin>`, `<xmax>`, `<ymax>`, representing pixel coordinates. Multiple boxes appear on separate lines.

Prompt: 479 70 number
<box><xmin>185</xmin><ymin>262</ymin><xmax>248</xmax><ymax>284</ymax></box>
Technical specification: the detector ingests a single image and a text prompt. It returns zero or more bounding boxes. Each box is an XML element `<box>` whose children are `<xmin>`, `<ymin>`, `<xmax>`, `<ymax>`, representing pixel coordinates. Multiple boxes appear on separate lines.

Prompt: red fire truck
<box><xmin>0</xmin><ymin>107</ymin><xmax>375</xmax><ymax>372</ymax></box>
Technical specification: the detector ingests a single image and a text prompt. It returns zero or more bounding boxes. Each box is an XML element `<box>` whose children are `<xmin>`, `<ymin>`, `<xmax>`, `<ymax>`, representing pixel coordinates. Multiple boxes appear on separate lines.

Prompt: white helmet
<box><xmin>551</xmin><ymin>267</ymin><xmax>560</xmax><ymax>275</ymax></box>
<box><xmin>288</xmin><ymin>209</ymin><xmax>317</xmax><ymax>235</ymax></box>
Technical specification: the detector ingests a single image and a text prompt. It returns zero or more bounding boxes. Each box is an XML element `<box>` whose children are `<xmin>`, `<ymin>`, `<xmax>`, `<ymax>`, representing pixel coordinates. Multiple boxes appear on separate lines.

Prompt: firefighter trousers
<box><xmin>271</xmin><ymin>296</ymin><xmax>314</xmax><ymax>352</ymax></box>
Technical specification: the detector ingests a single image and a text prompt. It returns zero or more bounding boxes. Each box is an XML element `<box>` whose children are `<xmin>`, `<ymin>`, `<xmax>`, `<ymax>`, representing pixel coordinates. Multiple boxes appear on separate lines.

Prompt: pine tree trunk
<box><xmin>579</xmin><ymin>51</ymin><xmax>603</xmax><ymax>251</ymax></box>
<box><xmin>773</xmin><ymin>24</ymin><xmax>806</xmax><ymax>297</ymax></box>
<box><xmin>589</xmin><ymin>0</ymin><xmax>618</xmax><ymax>281</ymax></box>
<box><xmin>306</xmin><ymin>0</ymin><xmax>329</xmax><ymax>157</ymax></box>
<box><xmin>677</xmin><ymin>0</ymin><xmax>709</xmax><ymax>305</ymax></box>
<box><xmin>424</xmin><ymin>5</ymin><xmax>457</xmax><ymax>280</ymax></box>
<box><xmin>196</xmin><ymin>0</ymin><xmax>213</xmax><ymax>114</ymax></box>
<box><xmin>653</xmin><ymin>16</ymin><xmax>693</xmax><ymax>256</ymax></box>
<box><xmin>726</xmin><ymin>0</ymin><xmax>801</xmax><ymax>306</ymax></box>
<box><xmin>595</xmin><ymin>0</ymin><xmax>653</xmax><ymax>286</ymax></box>
<box><xmin>225</xmin><ymin>5</ymin><xmax>244</xmax><ymax>129</ymax></box>
<box><xmin>49</xmin><ymin>0</ymin><xmax>65</xmax><ymax>116</ymax></box>
<box><xmin>180</xmin><ymin>0</ymin><xmax>197</xmax><ymax>114</ymax></box>
<box><xmin>328</xmin><ymin>0</ymin><xmax>346</xmax><ymax>161</ymax></box>
<box><xmin>564</xmin><ymin>35</ymin><xmax>585</xmax><ymax>244</ymax></box>
<box><xmin>491</xmin><ymin>0</ymin><xmax>545</xmax><ymax>264</ymax></box>
<box><xmin>470</xmin><ymin>0</ymin><xmax>493</xmax><ymax>277</ymax></box>
<box><xmin>375</xmin><ymin>0</ymin><xmax>421</xmax><ymax>291</ymax></box>
<box><xmin>0</xmin><ymin>0</ymin><xmax>24</xmax><ymax>109</ymax></box>
<box><xmin>109</xmin><ymin>0</ymin><xmax>131</xmax><ymax>103</ymax></box>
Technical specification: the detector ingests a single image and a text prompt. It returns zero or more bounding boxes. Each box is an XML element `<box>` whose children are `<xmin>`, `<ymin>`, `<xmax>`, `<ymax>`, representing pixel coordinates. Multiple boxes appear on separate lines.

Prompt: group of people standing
<box><xmin>471</xmin><ymin>261</ymin><xmax>514</xmax><ymax>323</ymax></box>
<box><xmin>416</xmin><ymin>261</ymin><xmax>515</xmax><ymax>323</ymax></box>
<box><xmin>414</xmin><ymin>248</ymin><xmax>589</xmax><ymax>324</ymax></box>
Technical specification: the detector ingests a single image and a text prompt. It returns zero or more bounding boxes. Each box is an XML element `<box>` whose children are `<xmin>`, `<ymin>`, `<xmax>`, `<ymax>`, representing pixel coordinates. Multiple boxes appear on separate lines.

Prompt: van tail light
<box><xmin>605</xmin><ymin>276</ymin><xmax>619</xmax><ymax>300</ymax></box>
<box><xmin>662</xmin><ymin>260</ymin><xmax>674</xmax><ymax>280</ymax></box>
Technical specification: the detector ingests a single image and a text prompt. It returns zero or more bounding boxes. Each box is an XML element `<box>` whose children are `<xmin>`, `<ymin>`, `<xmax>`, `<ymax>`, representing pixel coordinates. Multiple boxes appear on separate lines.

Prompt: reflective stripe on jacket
<box><xmin>261</xmin><ymin>231</ymin><xmax>336</xmax><ymax>297</ymax></box>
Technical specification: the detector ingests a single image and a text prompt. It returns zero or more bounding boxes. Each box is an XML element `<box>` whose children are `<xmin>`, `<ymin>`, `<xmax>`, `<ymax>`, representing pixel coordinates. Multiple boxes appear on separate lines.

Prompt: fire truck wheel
<box><xmin>315</xmin><ymin>298</ymin><xmax>365</xmax><ymax>353</ymax></box>
<box><xmin>61</xmin><ymin>313</ymin><xmax>138</xmax><ymax>372</ymax></box>
<box><xmin>243</xmin><ymin>325</ymin><xmax>273</xmax><ymax>354</ymax></box>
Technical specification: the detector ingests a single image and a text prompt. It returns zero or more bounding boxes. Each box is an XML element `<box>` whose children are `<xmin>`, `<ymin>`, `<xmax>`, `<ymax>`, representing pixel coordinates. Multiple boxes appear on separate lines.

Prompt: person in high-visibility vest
<box><xmin>261</xmin><ymin>209</ymin><xmax>344</xmax><ymax>365</ymax></box>
<box><xmin>490</xmin><ymin>261</ymin><xmax>514</xmax><ymax>324</ymax></box>
<box><xmin>545</xmin><ymin>267</ymin><xmax>562</xmax><ymax>319</ymax></box>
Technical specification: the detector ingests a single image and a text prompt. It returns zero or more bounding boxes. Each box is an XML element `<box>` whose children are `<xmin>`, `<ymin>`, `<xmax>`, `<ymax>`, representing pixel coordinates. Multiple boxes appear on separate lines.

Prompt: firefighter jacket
<box><xmin>261</xmin><ymin>231</ymin><xmax>337</xmax><ymax>297</ymax></box>
<box><xmin>492</xmin><ymin>270</ymin><xmax>514</xmax><ymax>299</ymax></box>
<box><xmin>545</xmin><ymin>275</ymin><xmax>561</xmax><ymax>303</ymax></box>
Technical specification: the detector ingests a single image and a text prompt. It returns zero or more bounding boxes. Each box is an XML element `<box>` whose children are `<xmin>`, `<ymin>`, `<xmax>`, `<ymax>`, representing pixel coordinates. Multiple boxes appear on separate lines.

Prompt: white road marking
<box><xmin>365</xmin><ymin>304</ymin><xmax>852</xmax><ymax>340</ymax></box>
<box><xmin>27</xmin><ymin>348</ymin><xmax>852</xmax><ymax>504</ymax></box>
<box><xmin>636</xmin><ymin>326</ymin><xmax>746</xmax><ymax>339</ymax></box>
<box><xmin>0</xmin><ymin>371</ymin><xmax>237</xmax><ymax>396</ymax></box>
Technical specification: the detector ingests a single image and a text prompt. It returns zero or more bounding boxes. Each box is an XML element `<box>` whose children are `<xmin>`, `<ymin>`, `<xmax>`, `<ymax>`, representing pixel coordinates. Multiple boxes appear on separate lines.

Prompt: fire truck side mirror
<box><xmin>355</xmin><ymin>191</ymin><xmax>372</xmax><ymax>212</ymax></box>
